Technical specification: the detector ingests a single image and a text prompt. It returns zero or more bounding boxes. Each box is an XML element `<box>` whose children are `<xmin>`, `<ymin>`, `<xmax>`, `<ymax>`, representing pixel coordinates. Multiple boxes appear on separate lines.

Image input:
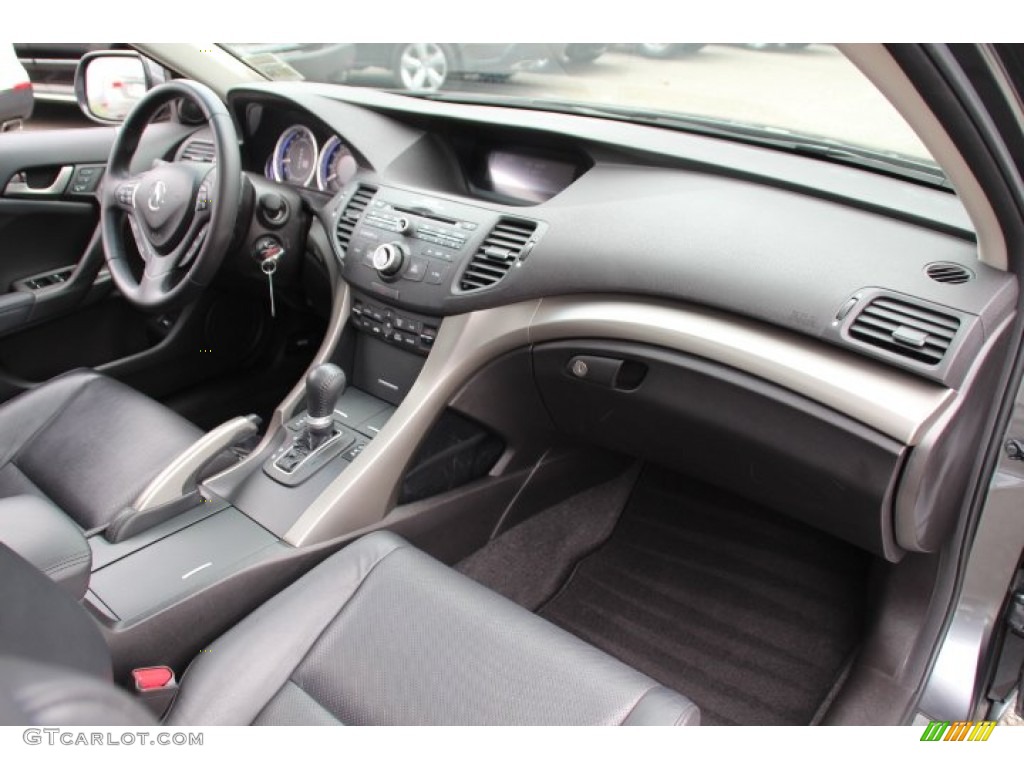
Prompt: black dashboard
<box><xmin>145</xmin><ymin>75</ymin><xmax>1024</xmax><ymax>567</ymax></box>
<box><xmin>174</xmin><ymin>82</ymin><xmax>1018</xmax><ymax>391</ymax></box>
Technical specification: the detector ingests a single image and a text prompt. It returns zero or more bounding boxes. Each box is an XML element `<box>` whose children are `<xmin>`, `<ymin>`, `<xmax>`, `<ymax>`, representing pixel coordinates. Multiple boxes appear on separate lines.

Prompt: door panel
<box><xmin>0</xmin><ymin>121</ymin><xmax>208</xmax><ymax>404</ymax></box>
<box><xmin>0</xmin><ymin>199</ymin><xmax>96</xmax><ymax>290</ymax></box>
<box><xmin>0</xmin><ymin>293</ymin><xmax>152</xmax><ymax>382</ymax></box>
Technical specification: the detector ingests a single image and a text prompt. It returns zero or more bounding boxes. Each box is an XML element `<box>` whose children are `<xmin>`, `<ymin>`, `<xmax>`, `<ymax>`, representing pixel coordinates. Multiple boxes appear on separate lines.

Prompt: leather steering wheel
<box><xmin>100</xmin><ymin>80</ymin><xmax>242</xmax><ymax>312</ymax></box>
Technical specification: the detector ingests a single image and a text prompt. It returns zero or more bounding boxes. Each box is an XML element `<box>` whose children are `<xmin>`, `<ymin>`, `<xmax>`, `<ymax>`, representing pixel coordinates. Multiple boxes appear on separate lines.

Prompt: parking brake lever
<box><xmin>104</xmin><ymin>414</ymin><xmax>261</xmax><ymax>543</ymax></box>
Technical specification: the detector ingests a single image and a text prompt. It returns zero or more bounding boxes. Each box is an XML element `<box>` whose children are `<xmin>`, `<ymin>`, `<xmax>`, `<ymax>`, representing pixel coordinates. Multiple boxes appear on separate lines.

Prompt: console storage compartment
<box><xmin>87</xmin><ymin>508</ymin><xmax>281</xmax><ymax>622</ymax></box>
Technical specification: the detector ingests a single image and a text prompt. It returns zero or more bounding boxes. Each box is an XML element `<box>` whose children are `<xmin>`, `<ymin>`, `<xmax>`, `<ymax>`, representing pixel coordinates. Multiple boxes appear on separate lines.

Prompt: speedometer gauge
<box><xmin>272</xmin><ymin>125</ymin><xmax>318</xmax><ymax>186</ymax></box>
<box><xmin>317</xmin><ymin>136</ymin><xmax>358</xmax><ymax>194</ymax></box>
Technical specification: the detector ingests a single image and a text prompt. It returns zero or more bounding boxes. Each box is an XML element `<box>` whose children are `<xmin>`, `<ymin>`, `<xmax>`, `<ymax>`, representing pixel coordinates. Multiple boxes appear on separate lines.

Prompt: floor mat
<box><xmin>457</xmin><ymin>465</ymin><xmax>639</xmax><ymax>611</ymax></box>
<box><xmin>538</xmin><ymin>466</ymin><xmax>871</xmax><ymax>725</ymax></box>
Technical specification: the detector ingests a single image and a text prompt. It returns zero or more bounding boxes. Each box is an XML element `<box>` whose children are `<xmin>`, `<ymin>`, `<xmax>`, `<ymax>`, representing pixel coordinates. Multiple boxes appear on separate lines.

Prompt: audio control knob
<box><xmin>372</xmin><ymin>242</ymin><xmax>407</xmax><ymax>277</ymax></box>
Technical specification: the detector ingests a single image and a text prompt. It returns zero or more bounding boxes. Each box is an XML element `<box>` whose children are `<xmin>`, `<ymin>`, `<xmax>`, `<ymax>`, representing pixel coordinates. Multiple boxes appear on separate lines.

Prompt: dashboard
<box><xmin>201</xmin><ymin>83</ymin><xmax>1015</xmax><ymax>392</ymax></box>
<box><xmin>166</xmin><ymin>79</ymin><xmax>1020</xmax><ymax>564</ymax></box>
<box><xmin>240</xmin><ymin>101</ymin><xmax>588</xmax><ymax>205</ymax></box>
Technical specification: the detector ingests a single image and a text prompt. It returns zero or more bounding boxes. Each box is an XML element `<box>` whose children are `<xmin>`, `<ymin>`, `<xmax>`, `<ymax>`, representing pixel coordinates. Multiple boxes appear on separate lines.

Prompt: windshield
<box><xmin>222</xmin><ymin>43</ymin><xmax>936</xmax><ymax>176</ymax></box>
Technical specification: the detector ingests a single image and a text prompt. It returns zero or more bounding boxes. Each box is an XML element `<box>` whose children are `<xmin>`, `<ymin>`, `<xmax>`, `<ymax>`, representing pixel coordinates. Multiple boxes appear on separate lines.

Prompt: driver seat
<box><xmin>0</xmin><ymin>369</ymin><xmax>203</xmax><ymax>532</ymax></box>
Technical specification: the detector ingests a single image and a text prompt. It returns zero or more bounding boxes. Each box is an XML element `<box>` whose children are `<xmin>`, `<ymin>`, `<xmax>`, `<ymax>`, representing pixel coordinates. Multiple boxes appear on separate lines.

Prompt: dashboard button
<box><xmin>425</xmin><ymin>263</ymin><xmax>448</xmax><ymax>285</ymax></box>
<box><xmin>403</xmin><ymin>257</ymin><xmax>427</xmax><ymax>282</ymax></box>
<box><xmin>395</xmin><ymin>316</ymin><xmax>421</xmax><ymax>333</ymax></box>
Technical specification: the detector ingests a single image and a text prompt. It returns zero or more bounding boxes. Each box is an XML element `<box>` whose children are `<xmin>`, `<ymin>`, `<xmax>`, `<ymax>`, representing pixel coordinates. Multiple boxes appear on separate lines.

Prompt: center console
<box><xmin>77</xmin><ymin>182</ymin><xmax>520</xmax><ymax>682</ymax></box>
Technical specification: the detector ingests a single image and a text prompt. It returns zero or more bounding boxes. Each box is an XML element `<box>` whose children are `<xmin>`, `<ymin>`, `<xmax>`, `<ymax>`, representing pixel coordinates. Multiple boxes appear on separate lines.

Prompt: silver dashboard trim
<box><xmin>202</xmin><ymin>279</ymin><xmax>352</xmax><ymax>489</ymax></box>
<box><xmin>285</xmin><ymin>294</ymin><xmax>955</xmax><ymax>546</ymax></box>
<box><xmin>531</xmin><ymin>296</ymin><xmax>954</xmax><ymax>446</ymax></box>
<box><xmin>285</xmin><ymin>301</ymin><xmax>539</xmax><ymax>545</ymax></box>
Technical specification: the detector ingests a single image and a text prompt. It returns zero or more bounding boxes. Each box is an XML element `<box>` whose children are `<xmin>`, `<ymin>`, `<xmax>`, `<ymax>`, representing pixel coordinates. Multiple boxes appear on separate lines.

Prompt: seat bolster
<box><xmin>0</xmin><ymin>543</ymin><xmax>111</xmax><ymax>681</ymax></box>
<box><xmin>0</xmin><ymin>495</ymin><xmax>91</xmax><ymax>599</ymax></box>
<box><xmin>621</xmin><ymin>685</ymin><xmax>701</xmax><ymax>726</ymax></box>
<box><xmin>0</xmin><ymin>657</ymin><xmax>154</xmax><ymax>727</ymax></box>
<box><xmin>0</xmin><ymin>370</ymin><xmax>100</xmax><ymax>467</ymax></box>
<box><xmin>166</xmin><ymin>532</ymin><xmax>410</xmax><ymax>726</ymax></box>
<box><xmin>2</xmin><ymin>370</ymin><xmax>203</xmax><ymax>530</ymax></box>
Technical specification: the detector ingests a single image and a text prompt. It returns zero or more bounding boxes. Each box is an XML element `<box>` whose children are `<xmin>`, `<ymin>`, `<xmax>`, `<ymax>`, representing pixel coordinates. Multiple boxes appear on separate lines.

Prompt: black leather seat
<box><xmin>0</xmin><ymin>370</ymin><xmax>202</xmax><ymax>532</ymax></box>
<box><xmin>0</xmin><ymin>532</ymin><xmax>700</xmax><ymax>726</ymax></box>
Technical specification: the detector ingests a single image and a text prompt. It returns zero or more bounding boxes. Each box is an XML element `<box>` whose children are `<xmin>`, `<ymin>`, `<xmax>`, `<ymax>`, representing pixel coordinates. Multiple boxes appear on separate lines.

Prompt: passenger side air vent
<box><xmin>180</xmin><ymin>138</ymin><xmax>215</xmax><ymax>163</ymax></box>
<box><xmin>459</xmin><ymin>219</ymin><xmax>538</xmax><ymax>291</ymax></box>
<box><xmin>925</xmin><ymin>262</ymin><xmax>974</xmax><ymax>285</ymax></box>
<box><xmin>848</xmin><ymin>296</ymin><xmax>960</xmax><ymax>365</ymax></box>
<box><xmin>334</xmin><ymin>184</ymin><xmax>377</xmax><ymax>256</ymax></box>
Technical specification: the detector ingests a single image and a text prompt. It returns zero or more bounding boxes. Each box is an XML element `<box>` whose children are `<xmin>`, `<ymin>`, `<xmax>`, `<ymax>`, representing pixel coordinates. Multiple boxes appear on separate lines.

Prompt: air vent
<box><xmin>180</xmin><ymin>138</ymin><xmax>215</xmax><ymax>163</ymax></box>
<box><xmin>334</xmin><ymin>184</ymin><xmax>377</xmax><ymax>256</ymax></box>
<box><xmin>925</xmin><ymin>262</ymin><xmax>974</xmax><ymax>285</ymax></box>
<box><xmin>848</xmin><ymin>296</ymin><xmax>960</xmax><ymax>365</ymax></box>
<box><xmin>459</xmin><ymin>219</ymin><xmax>538</xmax><ymax>291</ymax></box>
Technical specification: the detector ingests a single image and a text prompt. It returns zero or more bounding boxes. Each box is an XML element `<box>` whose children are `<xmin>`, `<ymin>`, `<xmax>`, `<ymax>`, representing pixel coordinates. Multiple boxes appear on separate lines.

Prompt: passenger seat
<box><xmin>0</xmin><ymin>532</ymin><xmax>699</xmax><ymax>726</ymax></box>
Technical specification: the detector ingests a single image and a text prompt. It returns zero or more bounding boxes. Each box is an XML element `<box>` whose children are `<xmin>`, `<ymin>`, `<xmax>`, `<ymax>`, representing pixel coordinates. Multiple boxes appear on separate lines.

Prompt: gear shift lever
<box><xmin>304</xmin><ymin>363</ymin><xmax>346</xmax><ymax>449</ymax></box>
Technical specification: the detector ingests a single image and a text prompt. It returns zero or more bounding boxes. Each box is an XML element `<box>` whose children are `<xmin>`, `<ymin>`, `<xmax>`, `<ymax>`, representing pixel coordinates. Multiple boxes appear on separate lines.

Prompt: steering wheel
<box><xmin>100</xmin><ymin>80</ymin><xmax>242</xmax><ymax>312</ymax></box>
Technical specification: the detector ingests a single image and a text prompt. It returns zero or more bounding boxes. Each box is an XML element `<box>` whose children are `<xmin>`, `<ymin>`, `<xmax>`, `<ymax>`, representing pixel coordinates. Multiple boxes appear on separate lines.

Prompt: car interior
<box><xmin>1</xmin><ymin>42</ymin><xmax>1024</xmax><ymax>727</ymax></box>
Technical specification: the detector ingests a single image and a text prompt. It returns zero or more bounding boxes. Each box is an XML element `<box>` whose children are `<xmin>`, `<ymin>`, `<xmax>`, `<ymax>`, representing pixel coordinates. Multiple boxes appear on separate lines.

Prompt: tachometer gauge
<box><xmin>272</xmin><ymin>125</ymin><xmax>318</xmax><ymax>186</ymax></box>
<box><xmin>317</xmin><ymin>136</ymin><xmax>358</xmax><ymax>194</ymax></box>
<box><xmin>264</xmin><ymin>155</ymin><xmax>275</xmax><ymax>180</ymax></box>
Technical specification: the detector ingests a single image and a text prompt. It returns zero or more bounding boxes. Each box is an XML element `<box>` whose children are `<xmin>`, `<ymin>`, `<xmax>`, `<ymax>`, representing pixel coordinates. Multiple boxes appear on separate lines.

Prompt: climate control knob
<box><xmin>372</xmin><ymin>242</ymin><xmax>407</xmax><ymax>277</ymax></box>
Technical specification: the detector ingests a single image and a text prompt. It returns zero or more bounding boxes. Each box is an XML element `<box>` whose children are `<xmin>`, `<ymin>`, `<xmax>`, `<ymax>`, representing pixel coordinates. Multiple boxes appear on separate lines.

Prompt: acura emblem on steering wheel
<box><xmin>147</xmin><ymin>180</ymin><xmax>167</xmax><ymax>212</ymax></box>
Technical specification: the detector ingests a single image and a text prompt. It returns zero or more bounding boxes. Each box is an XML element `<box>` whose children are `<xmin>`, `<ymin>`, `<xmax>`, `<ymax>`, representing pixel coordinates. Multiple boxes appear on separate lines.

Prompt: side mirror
<box><xmin>73</xmin><ymin>51</ymin><xmax>161</xmax><ymax>124</ymax></box>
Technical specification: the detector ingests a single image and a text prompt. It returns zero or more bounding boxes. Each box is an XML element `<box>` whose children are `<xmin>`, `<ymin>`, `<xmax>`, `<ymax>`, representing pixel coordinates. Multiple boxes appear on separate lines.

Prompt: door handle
<box><xmin>4</xmin><ymin>166</ymin><xmax>74</xmax><ymax>197</ymax></box>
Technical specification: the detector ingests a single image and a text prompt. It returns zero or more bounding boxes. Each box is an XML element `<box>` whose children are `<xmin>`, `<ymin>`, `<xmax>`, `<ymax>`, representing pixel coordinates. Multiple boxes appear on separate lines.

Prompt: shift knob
<box><xmin>305</xmin><ymin>363</ymin><xmax>346</xmax><ymax>435</ymax></box>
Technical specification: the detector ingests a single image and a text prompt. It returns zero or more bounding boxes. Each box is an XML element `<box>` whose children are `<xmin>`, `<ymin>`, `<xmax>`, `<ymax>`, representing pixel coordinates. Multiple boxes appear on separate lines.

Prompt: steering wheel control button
<box><xmin>116</xmin><ymin>183</ymin><xmax>138</xmax><ymax>207</ymax></box>
<box><xmin>196</xmin><ymin>182</ymin><xmax>211</xmax><ymax>211</ymax></box>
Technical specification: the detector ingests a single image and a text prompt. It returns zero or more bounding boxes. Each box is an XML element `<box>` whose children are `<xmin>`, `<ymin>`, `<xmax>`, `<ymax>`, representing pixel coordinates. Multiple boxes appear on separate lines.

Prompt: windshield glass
<box><xmin>221</xmin><ymin>43</ymin><xmax>935</xmax><ymax>173</ymax></box>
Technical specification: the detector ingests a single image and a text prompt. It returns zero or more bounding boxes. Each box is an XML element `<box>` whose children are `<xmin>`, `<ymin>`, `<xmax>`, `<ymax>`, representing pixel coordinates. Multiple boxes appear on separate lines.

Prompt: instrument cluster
<box><xmin>265</xmin><ymin>124</ymin><xmax>358</xmax><ymax>194</ymax></box>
